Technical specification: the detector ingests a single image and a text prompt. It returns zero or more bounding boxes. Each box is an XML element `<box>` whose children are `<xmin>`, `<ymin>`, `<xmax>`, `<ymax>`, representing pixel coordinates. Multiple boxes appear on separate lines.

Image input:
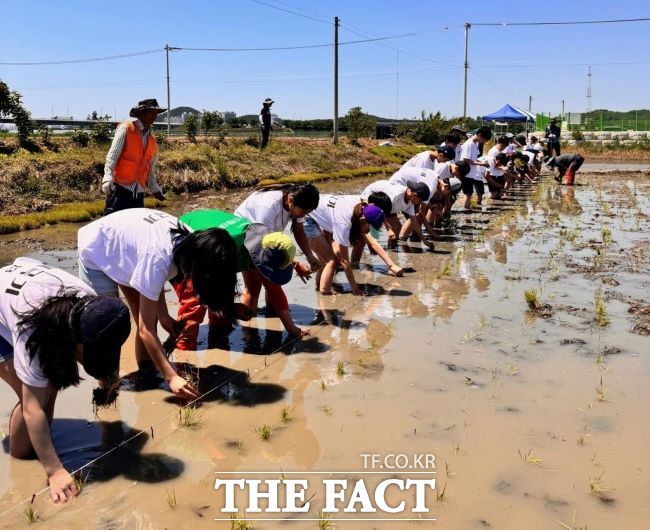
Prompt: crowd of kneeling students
<box><xmin>0</xmin><ymin>125</ymin><xmax>583</xmax><ymax>501</ymax></box>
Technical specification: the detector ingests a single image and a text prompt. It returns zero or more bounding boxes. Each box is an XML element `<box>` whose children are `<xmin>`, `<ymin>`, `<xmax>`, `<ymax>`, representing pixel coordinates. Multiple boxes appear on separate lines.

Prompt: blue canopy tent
<box><xmin>482</xmin><ymin>104</ymin><xmax>536</xmax><ymax>135</ymax></box>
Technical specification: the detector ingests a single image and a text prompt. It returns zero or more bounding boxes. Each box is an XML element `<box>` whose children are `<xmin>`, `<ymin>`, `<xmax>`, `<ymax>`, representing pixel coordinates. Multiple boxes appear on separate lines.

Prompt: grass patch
<box><xmin>178</xmin><ymin>405</ymin><xmax>201</xmax><ymax>428</ymax></box>
<box><xmin>166</xmin><ymin>489</ymin><xmax>177</xmax><ymax>510</ymax></box>
<box><xmin>594</xmin><ymin>288</ymin><xmax>609</xmax><ymax>327</ymax></box>
<box><xmin>369</xmin><ymin>144</ymin><xmax>428</xmax><ymax>164</ymax></box>
<box><xmin>280</xmin><ymin>406</ymin><xmax>292</xmax><ymax>423</ymax></box>
<box><xmin>336</xmin><ymin>361</ymin><xmax>345</xmax><ymax>378</ymax></box>
<box><xmin>0</xmin><ymin>198</ymin><xmax>163</xmax><ymax>235</ymax></box>
<box><xmin>230</xmin><ymin>513</ymin><xmax>253</xmax><ymax>530</ymax></box>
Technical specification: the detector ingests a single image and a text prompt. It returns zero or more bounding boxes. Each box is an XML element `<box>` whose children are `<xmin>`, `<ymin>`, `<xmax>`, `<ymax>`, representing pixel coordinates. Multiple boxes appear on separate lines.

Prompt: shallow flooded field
<box><xmin>1</xmin><ymin>170</ymin><xmax>649</xmax><ymax>529</ymax></box>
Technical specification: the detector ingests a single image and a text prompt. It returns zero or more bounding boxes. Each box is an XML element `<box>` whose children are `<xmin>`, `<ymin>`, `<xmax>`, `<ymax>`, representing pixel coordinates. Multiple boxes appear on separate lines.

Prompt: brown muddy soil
<box><xmin>0</xmin><ymin>170</ymin><xmax>648</xmax><ymax>529</ymax></box>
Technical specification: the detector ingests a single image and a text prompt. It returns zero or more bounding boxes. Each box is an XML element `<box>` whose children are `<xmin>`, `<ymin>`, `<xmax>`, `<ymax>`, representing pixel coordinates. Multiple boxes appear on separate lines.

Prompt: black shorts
<box><xmin>460</xmin><ymin>177</ymin><xmax>484</xmax><ymax>197</ymax></box>
<box><xmin>487</xmin><ymin>174</ymin><xmax>505</xmax><ymax>192</ymax></box>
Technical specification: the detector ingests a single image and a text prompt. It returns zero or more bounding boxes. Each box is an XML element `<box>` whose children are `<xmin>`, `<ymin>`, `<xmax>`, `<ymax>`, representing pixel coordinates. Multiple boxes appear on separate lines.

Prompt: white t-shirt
<box><xmin>521</xmin><ymin>151</ymin><xmax>536</xmax><ymax>166</ymax></box>
<box><xmin>439</xmin><ymin>142</ymin><xmax>462</xmax><ymax>162</ymax></box>
<box><xmin>487</xmin><ymin>157</ymin><xmax>504</xmax><ymax>177</ymax></box>
<box><xmin>433</xmin><ymin>161</ymin><xmax>454</xmax><ymax>181</ymax></box>
<box><xmin>361</xmin><ymin>180</ymin><xmax>415</xmax><ymax>216</ymax></box>
<box><xmin>307</xmin><ymin>195</ymin><xmax>361</xmax><ymax>247</ymax></box>
<box><xmin>78</xmin><ymin>208</ymin><xmax>182</xmax><ymax>302</ymax></box>
<box><xmin>234</xmin><ymin>190</ymin><xmax>303</xmax><ymax>232</ymax></box>
<box><xmin>487</xmin><ymin>145</ymin><xmax>506</xmax><ymax>159</ymax></box>
<box><xmin>400</xmin><ymin>151</ymin><xmax>436</xmax><ymax>171</ymax></box>
<box><xmin>461</xmin><ymin>138</ymin><xmax>482</xmax><ymax>181</ymax></box>
<box><xmin>505</xmin><ymin>144</ymin><xmax>517</xmax><ymax>155</ymax></box>
<box><xmin>389</xmin><ymin>167</ymin><xmax>439</xmax><ymax>198</ymax></box>
<box><xmin>0</xmin><ymin>258</ymin><xmax>95</xmax><ymax>387</ymax></box>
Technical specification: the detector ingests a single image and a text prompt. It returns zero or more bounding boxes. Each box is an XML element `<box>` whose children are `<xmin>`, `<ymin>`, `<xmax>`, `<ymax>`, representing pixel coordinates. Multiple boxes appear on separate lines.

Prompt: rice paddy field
<box><xmin>0</xmin><ymin>166</ymin><xmax>648</xmax><ymax>529</ymax></box>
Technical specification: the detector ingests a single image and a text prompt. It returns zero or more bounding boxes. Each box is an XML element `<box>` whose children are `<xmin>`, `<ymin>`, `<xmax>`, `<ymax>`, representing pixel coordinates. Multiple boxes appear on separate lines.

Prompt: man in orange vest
<box><xmin>102</xmin><ymin>98</ymin><xmax>166</xmax><ymax>215</ymax></box>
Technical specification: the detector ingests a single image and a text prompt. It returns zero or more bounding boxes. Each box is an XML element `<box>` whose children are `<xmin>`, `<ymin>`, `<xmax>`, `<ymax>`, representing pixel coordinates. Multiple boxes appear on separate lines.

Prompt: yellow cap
<box><xmin>261</xmin><ymin>232</ymin><xmax>296</xmax><ymax>269</ymax></box>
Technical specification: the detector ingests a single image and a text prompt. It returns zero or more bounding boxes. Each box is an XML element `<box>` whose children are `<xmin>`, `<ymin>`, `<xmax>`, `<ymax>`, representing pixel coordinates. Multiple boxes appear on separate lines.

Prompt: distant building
<box><xmin>219</xmin><ymin>111</ymin><xmax>236</xmax><ymax>124</ymax></box>
<box><xmin>271</xmin><ymin>113</ymin><xmax>282</xmax><ymax>126</ymax></box>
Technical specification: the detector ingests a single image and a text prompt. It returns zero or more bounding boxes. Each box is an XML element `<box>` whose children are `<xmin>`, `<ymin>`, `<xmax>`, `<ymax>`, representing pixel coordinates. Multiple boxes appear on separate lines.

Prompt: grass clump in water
<box><xmin>524</xmin><ymin>289</ymin><xmax>540</xmax><ymax>310</ymax></box>
<box><xmin>336</xmin><ymin>361</ymin><xmax>345</xmax><ymax>378</ymax></box>
<box><xmin>280</xmin><ymin>406</ymin><xmax>292</xmax><ymax>423</ymax></box>
<box><xmin>256</xmin><ymin>425</ymin><xmax>272</xmax><ymax>441</ymax></box>
<box><xmin>178</xmin><ymin>405</ymin><xmax>201</xmax><ymax>428</ymax></box>
<box><xmin>594</xmin><ymin>288</ymin><xmax>609</xmax><ymax>327</ymax></box>
<box><xmin>166</xmin><ymin>489</ymin><xmax>177</xmax><ymax>510</ymax></box>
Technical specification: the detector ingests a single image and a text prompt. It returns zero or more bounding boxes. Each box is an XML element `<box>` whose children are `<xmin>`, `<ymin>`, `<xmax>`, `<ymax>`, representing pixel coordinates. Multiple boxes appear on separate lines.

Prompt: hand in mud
<box><xmin>169</xmin><ymin>375</ymin><xmax>199</xmax><ymax>400</ymax></box>
<box><xmin>351</xmin><ymin>286</ymin><xmax>364</xmax><ymax>296</ymax></box>
<box><xmin>386</xmin><ymin>229</ymin><xmax>396</xmax><ymax>241</ymax></box>
<box><xmin>293</xmin><ymin>261</ymin><xmax>312</xmax><ymax>283</ymax></box>
<box><xmin>289</xmin><ymin>326</ymin><xmax>311</xmax><ymax>337</ymax></box>
<box><xmin>423</xmin><ymin>240</ymin><xmax>435</xmax><ymax>250</ymax></box>
<box><xmin>233</xmin><ymin>303</ymin><xmax>253</xmax><ymax>321</ymax></box>
<box><xmin>48</xmin><ymin>468</ymin><xmax>78</xmax><ymax>503</ymax></box>
<box><xmin>389</xmin><ymin>264</ymin><xmax>404</xmax><ymax>277</ymax></box>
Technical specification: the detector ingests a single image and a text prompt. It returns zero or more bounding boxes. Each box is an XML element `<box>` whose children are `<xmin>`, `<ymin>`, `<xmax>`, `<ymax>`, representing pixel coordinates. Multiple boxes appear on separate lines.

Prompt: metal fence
<box><xmin>536</xmin><ymin>112</ymin><xmax>650</xmax><ymax>132</ymax></box>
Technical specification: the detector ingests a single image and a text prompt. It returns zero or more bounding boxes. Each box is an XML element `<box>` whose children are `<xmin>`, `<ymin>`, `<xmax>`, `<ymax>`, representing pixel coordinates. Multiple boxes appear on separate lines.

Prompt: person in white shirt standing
<box><xmin>0</xmin><ymin>258</ymin><xmax>130</xmax><ymax>502</ymax></box>
<box><xmin>101</xmin><ymin>99</ymin><xmax>166</xmax><ymax>216</ymax></box>
<box><xmin>460</xmin><ymin>126</ymin><xmax>492</xmax><ymax>209</ymax></box>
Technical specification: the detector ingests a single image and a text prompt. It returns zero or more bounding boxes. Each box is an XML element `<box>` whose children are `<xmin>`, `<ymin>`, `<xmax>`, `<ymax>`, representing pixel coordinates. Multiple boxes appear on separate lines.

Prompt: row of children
<box><xmin>0</xmin><ymin>127</ymin><xmax>581</xmax><ymax>502</ymax></box>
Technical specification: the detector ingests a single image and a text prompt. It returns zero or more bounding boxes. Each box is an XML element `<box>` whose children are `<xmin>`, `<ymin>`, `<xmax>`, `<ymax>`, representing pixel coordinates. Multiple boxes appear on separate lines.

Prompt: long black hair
<box><xmin>17</xmin><ymin>289</ymin><xmax>87</xmax><ymax>391</ymax></box>
<box><xmin>349</xmin><ymin>202</ymin><xmax>366</xmax><ymax>247</ymax></box>
<box><xmin>172</xmin><ymin>224</ymin><xmax>238</xmax><ymax>315</ymax></box>
<box><xmin>255</xmin><ymin>183</ymin><xmax>320</xmax><ymax>210</ymax></box>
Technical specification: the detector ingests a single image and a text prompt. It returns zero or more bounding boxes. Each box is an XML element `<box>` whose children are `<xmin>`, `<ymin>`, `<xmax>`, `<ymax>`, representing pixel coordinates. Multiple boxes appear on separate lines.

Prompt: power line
<box><xmin>0</xmin><ymin>49</ymin><xmax>162</xmax><ymax>66</ymax></box>
<box><xmin>248</xmin><ymin>0</ymin><xmax>330</xmax><ymax>24</ymax></box>
<box><xmin>470</xmin><ymin>17</ymin><xmax>650</xmax><ymax>26</ymax></box>
<box><xmin>471</xmin><ymin>60</ymin><xmax>650</xmax><ymax>68</ymax></box>
<box><xmin>176</xmin><ymin>32</ymin><xmax>420</xmax><ymax>52</ymax></box>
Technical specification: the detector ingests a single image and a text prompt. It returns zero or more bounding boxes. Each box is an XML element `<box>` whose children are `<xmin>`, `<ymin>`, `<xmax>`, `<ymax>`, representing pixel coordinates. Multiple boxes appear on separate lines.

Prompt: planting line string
<box><xmin>0</xmin><ymin>267</ymin><xmax>401</xmax><ymax>518</ymax></box>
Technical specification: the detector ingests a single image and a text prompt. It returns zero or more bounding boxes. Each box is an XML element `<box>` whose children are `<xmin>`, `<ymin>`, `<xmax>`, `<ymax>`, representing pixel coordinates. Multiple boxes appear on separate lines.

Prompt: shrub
<box><xmin>91</xmin><ymin>121</ymin><xmax>112</xmax><ymax>143</ymax></box>
<box><xmin>71</xmin><ymin>129</ymin><xmax>90</xmax><ymax>147</ymax></box>
<box><xmin>409</xmin><ymin>111</ymin><xmax>447</xmax><ymax>145</ymax></box>
<box><xmin>244</xmin><ymin>135</ymin><xmax>260</xmax><ymax>148</ymax></box>
<box><xmin>571</xmin><ymin>129</ymin><xmax>584</xmax><ymax>141</ymax></box>
<box><xmin>344</xmin><ymin>106</ymin><xmax>376</xmax><ymax>145</ymax></box>
<box><xmin>185</xmin><ymin>113</ymin><xmax>198</xmax><ymax>142</ymax></box>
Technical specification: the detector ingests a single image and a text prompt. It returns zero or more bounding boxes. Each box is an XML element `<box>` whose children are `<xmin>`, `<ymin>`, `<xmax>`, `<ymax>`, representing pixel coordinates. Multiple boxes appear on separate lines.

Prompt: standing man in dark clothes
<box><xmin>259</xmin><ymin>97</ymin><xmax>274</xmax><ymax>149</ymax></box>
<box><xmin>545</xmin><ymin>118</ymin><xmax>562</xmax><ymax>156</ymax></box>
<box><xmin>544</xmin><ymin>153</ymin><xmax>584</xmax><ymax>185</ymax></box>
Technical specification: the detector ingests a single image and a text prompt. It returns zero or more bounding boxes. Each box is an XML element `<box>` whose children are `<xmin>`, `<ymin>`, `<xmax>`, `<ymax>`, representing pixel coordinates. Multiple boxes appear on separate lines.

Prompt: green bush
<box><xmin>71</xmin><ymin>129</ymin><xmax>90</xmax><ymax>147</ymax></box>
<box><xmin>571</xmin><ymin>129</ymin><xmax>584</xmax><ymax>141</ymax></box>
<box><xmin>244</xmin><ymin>135</ymin><xmax>260</xmax><ymax>148</ymax></box>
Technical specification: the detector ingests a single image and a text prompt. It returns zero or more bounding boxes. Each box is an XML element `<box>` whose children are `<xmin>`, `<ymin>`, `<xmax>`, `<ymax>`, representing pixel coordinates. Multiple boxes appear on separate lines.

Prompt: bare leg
<box><xmin>119</xmin><ymin>285</ymin><xmax>149</xmax><ymax>366</ymax></box>
<box><xmin>310</xmin><ymin>235</ymin><xmax>337</xmax><ymax>294</ymax></box>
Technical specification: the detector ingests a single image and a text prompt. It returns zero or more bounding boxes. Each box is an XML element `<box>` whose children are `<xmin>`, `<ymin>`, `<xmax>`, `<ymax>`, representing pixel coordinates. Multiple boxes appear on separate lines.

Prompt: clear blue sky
<box><xmin>2</xmin><ymin>0</ymin><xmax>649</xmax><ymax>121</ymax></box>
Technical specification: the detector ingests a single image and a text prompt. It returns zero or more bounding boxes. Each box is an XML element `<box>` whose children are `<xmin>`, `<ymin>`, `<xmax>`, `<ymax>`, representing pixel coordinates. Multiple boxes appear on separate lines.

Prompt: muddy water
<box><xmin>1</xmin><ymin>171</ymin><xmax>649</xmax><ymax>529</ymax></box>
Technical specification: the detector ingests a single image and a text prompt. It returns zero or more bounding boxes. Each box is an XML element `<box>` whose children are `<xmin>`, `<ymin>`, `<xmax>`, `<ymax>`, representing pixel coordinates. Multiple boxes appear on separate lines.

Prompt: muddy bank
<box><xmin>0</xmin><ymin>169</ymin><xmax>648</xmax><ymax>529</ymax></box>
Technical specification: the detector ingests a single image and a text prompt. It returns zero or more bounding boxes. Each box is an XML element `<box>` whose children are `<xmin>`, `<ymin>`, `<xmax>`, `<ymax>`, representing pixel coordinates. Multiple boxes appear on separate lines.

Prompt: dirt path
<box><xmin>0</xmin><ymin>171</ymin><xmax>648</xmax><ymax>529</ymax></box>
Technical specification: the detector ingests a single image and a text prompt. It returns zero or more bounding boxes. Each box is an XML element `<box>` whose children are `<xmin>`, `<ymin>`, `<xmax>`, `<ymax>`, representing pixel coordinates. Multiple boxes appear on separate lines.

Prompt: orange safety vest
<box><xmin>113</xmin><ymin>121</ymin><xmax>157</xmax><ymax>188</ymax></box>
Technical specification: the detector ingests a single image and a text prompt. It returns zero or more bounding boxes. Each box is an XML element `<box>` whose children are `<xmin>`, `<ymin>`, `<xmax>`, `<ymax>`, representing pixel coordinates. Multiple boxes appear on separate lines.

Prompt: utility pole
<box><xmin>586</xmin><ymin>65</ymin><xmax>592</xmax><ymax>113</ymax></box>
<box><xmin>164</xmin><ymin>44</ymin><xmax>180</xmax><ymax>137</ymax></box>
<box><xmin>333</xmin><ymin>16</ymin><xmax>339</xmax><ymax>144</ymax></box>
<box><xmin>528</xmin><ymin>96</ymin><xmax>532</xmax><ymax>112</ymax></box>
<box><xmin>463</xmin><ymin>22</ymin><xmax>471</xmax><ymax>121</ymax></box>
<box><xmin>561</xmin><ymin>99</ymin><xmax>565</xmax><ymax>121</ymax></box>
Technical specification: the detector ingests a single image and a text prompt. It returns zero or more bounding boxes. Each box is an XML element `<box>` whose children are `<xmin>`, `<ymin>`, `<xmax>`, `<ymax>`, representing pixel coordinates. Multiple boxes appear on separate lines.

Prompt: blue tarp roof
<box><xmin>482</xmin><ymin>104</ymin><xmax>535</xmax><ymax>122</ymax></box>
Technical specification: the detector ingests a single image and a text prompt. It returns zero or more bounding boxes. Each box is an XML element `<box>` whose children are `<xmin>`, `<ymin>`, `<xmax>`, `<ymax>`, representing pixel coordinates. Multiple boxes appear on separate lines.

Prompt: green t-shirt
<box><xmin>179</xmin><ymin>209</ymin><xmax>251</xmax><ymax>272</ymax></box>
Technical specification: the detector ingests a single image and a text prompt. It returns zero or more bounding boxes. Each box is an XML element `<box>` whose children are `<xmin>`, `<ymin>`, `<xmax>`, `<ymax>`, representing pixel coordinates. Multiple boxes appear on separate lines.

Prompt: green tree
<box><xmin>200</xmin><ymin>110</ymin><xmax>223</xmax><ymax>137</ymax></box>
<box><xmin>409</xmin><ymin>111</ymin><xmax>447</xmax><ymax>145</ymax></box>
<box><xmin>185</xmin><ymin>113</ymin><xmax>198</xmax><ymax>142</ymax></box>
<box><xmin>344</xmin><ymin>106</ymin><xmax>376</xmax><ymax>145</ymax></box>
<box><xmin>91</xmin><ymin>121</ymin><xmax>112</xmax><ymax>143</ymax></box>
<box><xmin>0</xmin><ymin>80</ymin><xmax>33</xmax><ymax>145</ymax></box>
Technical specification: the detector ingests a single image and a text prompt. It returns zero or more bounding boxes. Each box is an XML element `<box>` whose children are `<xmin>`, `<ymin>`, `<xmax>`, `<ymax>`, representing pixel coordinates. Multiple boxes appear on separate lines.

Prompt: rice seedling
<box><xmin>477</xmin><ymin>313</ymin><xmax>487</xmax><ymax>329</ymax></box>
<box><xmin>594</xmin><ymin>289</ymin><xmax>609</xmax><ymax>327</ymax></box>
<box><xmin>166</xmin><ymin>489</ymin><xmax>177</xmax><ymax>510</ymax></box>
<box><xmin>336</xmin><ymin>361</ymin><xmax>345</xmax><ymax>378</ymax></box>
<box><xmin>320</xmin><ymin>379</ymin><xmax>327</xmax><ymax>391</ymax></box>
<box><xmin>589</xmin><ymin>472</ymin><xmax>614</xmax><ymax>497</ymax></box>
<box><xmin>601</xmin><ymin>225</ymin><xmax>612</xmax><ymax>245</ymax></box>
<box><xmin>280</xmin><ymin>406</ymin><xmax>292</xmax><ymax>423</ymax></box>
<box><xmin>322</xmin><ymin>404</ymin><xmax>333</xmax><ymax>416</ymax></box>
<box><xmin>595</xmin><ymin>352</ymin><xmax>605</xmax><ymax>364</ymax></box>
<box><xmin>74</xmin><ymin>470</ymin><xmax>88</xmax><ymax>494</ymax></box>
<box><xmin>518</xmin><ymin>448</ymin><xmax>544</xmax><ymax>465</ymax></box>
<box><xmin>445</xmin><ymin>460</ymin><xmax>456</xmax><ymax>477</ymax></box>
<box><xmin>178</xmin><ymin>405</ymin><xmax>201</xmax><ymax>428</ymax></box>
<box><xmin>256</xmin><ymin>425</ymin><xmax>272</xmax><ymax>441</ymax></box>
<box><xmin>524</xmin><ymin>289</ymin><xmax>540</xmax><ymax>310</ymax></box>
<box><xmin>577</xmin><ymin>436</ymin><xmax>585</xmax><ymax>446</ymax></box>
<box><xmin>23</xmin><ymin>505</ymin><xmax>38</xmax><ymax>524</ymax></box>
<box><xmin>596</xmin><ymin>376</ymin><xmax>607</xmax><ymax>402</ymax></box>
<box><xmin>436</xmin><ymin>482</ymin><xmax>447</xmax><ymax>501</ymax></box>
<box><xmin>230</xmin><ymin>513</ymin><xmax>253</xmax><ymax>530</ymax></box>
<box><xmin>436</xmin><ymin>260</ymin><xmax>453</xmax><ymax>279</ymax></box>
<box><xmin>556</xmin><ymin>510</ymin><xmax>588</xmax><ymax>530</ymax></box>
<box><xmin>508</xmin><ymin>358</ymin><xmax>519</xmax><ymax>376</ymax></box>
<box><xmin>317</xmin><ymin>511</ymin><xmax>335</xmax><ymax>529</ymax></box>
